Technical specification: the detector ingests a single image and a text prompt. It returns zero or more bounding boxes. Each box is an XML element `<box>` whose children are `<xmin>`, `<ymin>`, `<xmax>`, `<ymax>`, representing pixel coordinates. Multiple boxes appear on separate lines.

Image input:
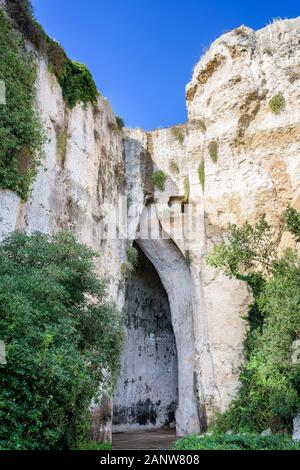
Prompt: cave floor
<box><xmin>112</xmin><ymin>429</ymin><xmax>178</xmax><ymax>450</ymax></box>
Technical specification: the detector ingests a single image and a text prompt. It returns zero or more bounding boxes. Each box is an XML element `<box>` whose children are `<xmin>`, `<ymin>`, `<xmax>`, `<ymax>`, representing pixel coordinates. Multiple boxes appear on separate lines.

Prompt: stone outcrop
<box><xmin>1</xmin><ymin>10</ymin><xmax>300</xmax><ymax>438</ymax></box>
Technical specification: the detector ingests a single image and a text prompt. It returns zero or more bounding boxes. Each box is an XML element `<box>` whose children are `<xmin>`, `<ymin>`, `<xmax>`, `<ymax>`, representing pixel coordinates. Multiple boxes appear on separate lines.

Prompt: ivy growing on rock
<box><xmin>0</xmin><ymin>231</ymin><xmax>123</xmax><ymax>450</ymax></box>
<box><xmin>0</xmin><ymin>9</ymin><xmax>44</xmax><ymax>199</ymax></box>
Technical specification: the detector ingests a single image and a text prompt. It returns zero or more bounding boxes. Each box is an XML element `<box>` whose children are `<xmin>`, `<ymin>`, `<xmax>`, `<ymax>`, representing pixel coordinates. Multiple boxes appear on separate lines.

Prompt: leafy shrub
<box><xmin>208</xmin><ymin>141</ymin><xmax>218</xmax><ymax>162</ymax></box>
<box><xmin>0</xmin><ymin>231</ymin><xmax>123</xmax><ymax>450</ymax></box>
<box><xmin>284</xmin><ymin>206</ymin><xmax>300</xmax><ymax>242</ymax></box>
<box><xmin>46</xmin><ymin>37</ymin><xmax>68</xmax><ymax>77</ymax></box>
<box><xmin>269</xmin><ymin>93</ymin><xmax>286</xmax><ymax>114</ymax></box>
<box><xmin>207</xmin><ymin>209</ymin><xmax>300</xmax><ymax>433</ymax></box>
<box><xmin>198</xmin><ymin>161</ymin><xmax>205</xmax><ymax>192</ymax></box>
<box><xmin>116</xmin><ymin>116</ymin><xmax>125</xmax><ymax>130</ymax></box>
<box><xmin>59</xmin><ymin>60</ymin><xmax>98</xmax><ymax>108</ymax></box>
<box><xmin>120</xmin><ymin>261</ymin><xmax>134</xmax><ymax>279</ymax></box>
<box><xmin>151</xmin><ymin>170</ymin><xmax>166</xmax><ymax>192</ymax></box>
<box><xmin>0</xmin><ymin>9</ymin><xmax>44</xmax><ymax>199</ymax></box>
<box><xmin>173</xmin><ymin>433</ymin><xmax>300</xmax><ymax>450</ymax></box>
<box><xmin>7</xmin><ymin>0</ymin><xmax>98</xmax><ymax>109</ymax></box>
<box><xmin>126</xmin><ymin>245</ymin><xmax>139</xmax><ymax>268</ymax></box>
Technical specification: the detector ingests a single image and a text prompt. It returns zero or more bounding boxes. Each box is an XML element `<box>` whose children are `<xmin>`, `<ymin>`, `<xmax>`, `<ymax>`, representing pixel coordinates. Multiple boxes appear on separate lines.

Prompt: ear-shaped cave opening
<box><xmin>113</xmin><ymin>205</ymin><xmax>201</xmax><ymax>438</ymax></box>
<box><xmin>113</xmin><ymin>243</ymin><xmax>178</xmax><ymax>431</ymax></box>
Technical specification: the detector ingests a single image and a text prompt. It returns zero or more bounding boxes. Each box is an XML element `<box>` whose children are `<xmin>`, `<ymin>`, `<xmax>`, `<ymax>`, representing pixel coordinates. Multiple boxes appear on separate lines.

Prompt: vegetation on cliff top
<box><xmin>0</xmin><ymin>231</ymin><xmax>123</xmax><ymax>450</ymax></box>
<box><xmin>6</xmin><ymin>0</ymin><xmax>98</xmax><ymax>108</ymax></box>
<box><xmin>207</xmin><ymin>207</ymin><xmax>300</xmax><ymax>434</ymax></box>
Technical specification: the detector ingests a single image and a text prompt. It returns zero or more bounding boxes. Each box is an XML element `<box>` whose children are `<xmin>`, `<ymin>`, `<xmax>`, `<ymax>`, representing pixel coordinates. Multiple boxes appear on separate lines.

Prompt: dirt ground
<box><xmin>113</xmin><ymin>429</ymin><xmax>178</xmax><ymax>450</ymax></box>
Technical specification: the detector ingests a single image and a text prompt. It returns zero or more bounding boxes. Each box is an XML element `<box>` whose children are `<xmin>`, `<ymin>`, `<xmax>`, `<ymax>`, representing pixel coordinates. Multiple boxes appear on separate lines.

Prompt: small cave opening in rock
<box><xmin>113</xmin><ymin>243</ymin><xmax>178</xmax><ymax>432</ymax></box>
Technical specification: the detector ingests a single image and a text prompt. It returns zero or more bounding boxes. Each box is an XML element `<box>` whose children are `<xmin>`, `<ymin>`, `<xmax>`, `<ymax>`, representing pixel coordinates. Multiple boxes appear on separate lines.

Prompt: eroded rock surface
<box><xmin>1</xmin><ymin>15</ymin><xmax>300</xmax><ymax>437</ymax></box>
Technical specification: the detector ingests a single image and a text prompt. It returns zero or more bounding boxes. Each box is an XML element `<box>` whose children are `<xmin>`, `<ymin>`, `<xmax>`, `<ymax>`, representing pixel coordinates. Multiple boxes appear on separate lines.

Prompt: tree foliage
<box><xmin>174</xmin><ymin>432</ymin><xmax>300</xmax><ymax>450</ymax></box>
<box><xmin>207</xmin><ymin>208</ymin><xmax>300</xmax><ymax>433</ymax></box>
<box><xmin>0</xmin><ymin>231</ymin><xmax>123</xmax><ymax>450</ymax></box>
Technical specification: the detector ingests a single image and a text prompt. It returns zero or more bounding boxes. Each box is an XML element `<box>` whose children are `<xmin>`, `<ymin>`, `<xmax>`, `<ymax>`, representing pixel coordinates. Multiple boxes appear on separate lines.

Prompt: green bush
<box><xmin>59</xmin><ymin>60</ymin><xmax>98</xmax><ymax>108</ymax></box>
<box><xmin>75</xmin><ymin>440</ymin><xmax>112</xmax><ymax>450</ymax></box>
<box><xmin>198</xmin><ymin>161</ymin><xmax>205</xmax><ymax>192</ymax></box>
<box><xmin>116</xmin><ymin>116</ymin><xmax>125</xmax><ymax>130</ymax></box>
<box><xmin>151</xmin><ymin>170</ymin><xmax>166</xmax><ymax>192</ymax></box>
<box><xmin>6</xmin><ymin>0</ymin><xmax>98</xmax><ymax>109</ymax></box>
<box><xmin>0</xmin><ymin>10</ymin><xmax>44</xmax><ymax>199</ymax></box>
<box><xmin>120</xmin><ymin>261</ymin><xmax>134</xmax><ymax>279</ymax></box>
<box><xmin>207</xmin><ymin>209</ymin><xmax>300</xmax><ymax>433</ymax></box>
<box><xmin>269</xmin><ymin>93</ymin><xmax>286</xmax><ymax>114</ymax></box>
<box><xmin>0</xmin><ymin>231</ymin><xmax>123</xmax><ymax>450</ymax></box>
<box><xmin>173</xmin><ymin>433</ymin><xmax>300</xmax><ymax>450</ymax></box>
<box><xmin>208</xmin><ymin>141</ymin><xmax>218</xmax><ymax>162</ymax></box>
<box><xmin>6</xmin><ymin>0</ymin><xmax>46</xmax><ymax>51</ymax></box>
<box><xmin>168</xmin><ymin>160</ymin><xmax>179</xmax><ymax>175</ymax></box>
<box><xmin>284</xmin><ymin>206</ymin><xmax>300</xmax><ymax>242</ymax></box>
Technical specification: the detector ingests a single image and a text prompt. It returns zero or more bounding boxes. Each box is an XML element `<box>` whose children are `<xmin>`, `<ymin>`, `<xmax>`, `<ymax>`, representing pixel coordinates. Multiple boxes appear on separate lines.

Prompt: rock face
<box><xmin>293</xmin><ymin>414</ymin><xmax>300</xmax><ymax>441</ymax></box>
<box><xmin>1</xmin><ymin>13</ymin><xmax>300</xmax><ymax>438</ymax></box>
<box><xmin>113</xmin><ymin>245</ymin><xmax>178</xmax><ymax>432</ymax></box>
<box><xmin>0</xmin><ymin>59</ymin><xmax>125</xmax><ymax>302</ymax></box>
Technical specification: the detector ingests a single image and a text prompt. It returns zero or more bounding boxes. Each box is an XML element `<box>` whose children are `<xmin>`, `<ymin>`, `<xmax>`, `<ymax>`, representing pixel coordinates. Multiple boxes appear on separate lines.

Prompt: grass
<box><xmin>269</xmin><ymin>93</ymin><xmax>286</xmax><ymax>114</ymax></box>
<box><xmin>173</xmin><ymin>433</ymin><xmax>300</xmax><ymax>450</ymax></box>
<box><xmin>198</xmin><ymin>161</ymin><xmax>205</xmax><ymax>192</ymax></box>
<box><xmin>208</xmin><ymin>141</ymin><xmax>218</xmax><ymax>162</ymax></box>
<box><xmin>75</xmin><ymin>441</ymin><xmax>112</xmax><ymax>450</ymax></box>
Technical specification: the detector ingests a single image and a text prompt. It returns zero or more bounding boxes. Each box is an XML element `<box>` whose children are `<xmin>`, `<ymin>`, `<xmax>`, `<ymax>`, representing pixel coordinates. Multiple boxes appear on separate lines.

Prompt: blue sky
<box><xmin>32</xmin><ymin>0</ymin><xmax>299</xmax><ymax>130</ymax></box>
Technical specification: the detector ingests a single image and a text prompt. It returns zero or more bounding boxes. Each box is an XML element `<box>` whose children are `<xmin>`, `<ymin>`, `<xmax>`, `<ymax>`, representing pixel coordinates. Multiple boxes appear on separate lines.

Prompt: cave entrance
<box><xmin>113</xmin><ymin>243</ymin><xmax>178</xmax><ymax>432</ymax></box>
<box><xmin>113</xmin><ymin>205</ymin><xmax>201</xmax><ymax>437</ymax></box>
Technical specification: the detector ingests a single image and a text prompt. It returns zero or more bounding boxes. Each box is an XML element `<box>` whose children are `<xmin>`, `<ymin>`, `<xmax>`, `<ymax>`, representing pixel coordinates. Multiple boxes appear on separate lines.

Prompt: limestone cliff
<box><xmin>1</xmin><ymin>8</ymin><xmax>300</xmax><ymax>438</ymax></box>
